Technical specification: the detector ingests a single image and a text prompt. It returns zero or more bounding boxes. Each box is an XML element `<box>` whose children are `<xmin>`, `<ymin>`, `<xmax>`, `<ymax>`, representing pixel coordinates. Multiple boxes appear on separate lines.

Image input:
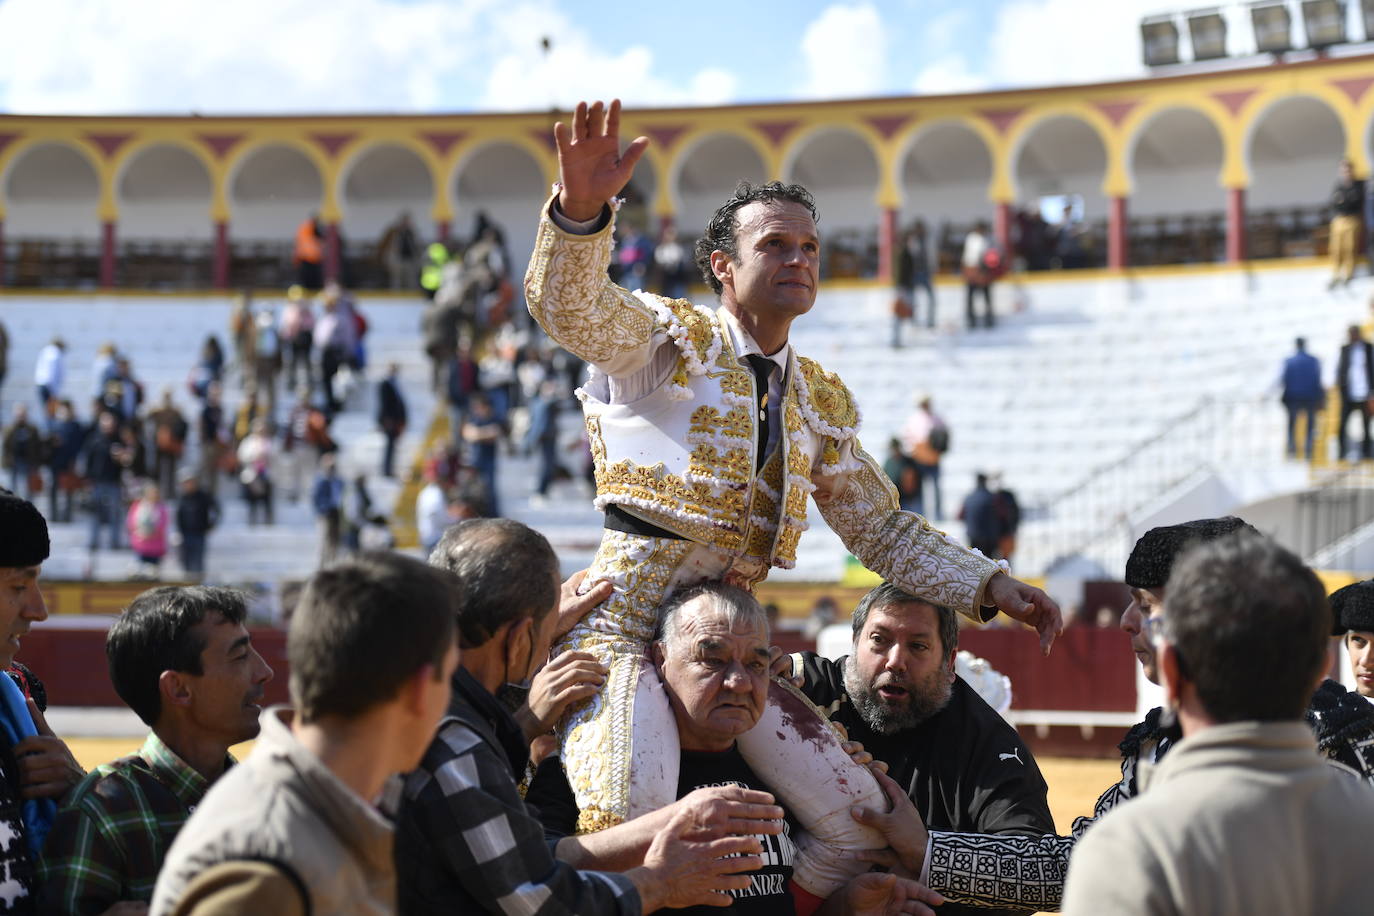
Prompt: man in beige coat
<box><xmin>1063</xmin><ymin>534</ymin><xmax>1374</xmax><ymax>915</ymax></box>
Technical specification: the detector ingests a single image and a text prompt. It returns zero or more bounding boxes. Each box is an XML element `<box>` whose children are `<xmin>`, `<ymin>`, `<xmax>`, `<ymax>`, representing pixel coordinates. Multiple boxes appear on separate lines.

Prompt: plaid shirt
<box><xmin>395</xmin><ymin>668</ymin><xmax>640</xmax><ymax>915</ymax></box>
<box><xmin>38</xmin><ymin>733</ymin><xmax>225</xmax><ymax>914</ymax></box>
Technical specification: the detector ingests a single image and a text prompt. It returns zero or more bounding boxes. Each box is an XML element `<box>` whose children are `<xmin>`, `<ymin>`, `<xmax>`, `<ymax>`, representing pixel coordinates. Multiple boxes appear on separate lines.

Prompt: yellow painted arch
<box><xmin>222</xmin><ymin>135</ymin><xmax>335</xmax><ymax>221</ymax></box>
<box><xmin>1003</xmin><ymin>103</ymin><xmax>1121</xmax><ymax>200</ymax></box>
<box><xmin>663</xmin><ymin>126</ymin><xmax>775</xmax><ymax>217</ymax></box>
<box><xmin>108</xmin><ymin>137</ymin><xmax>219</xmax><ymax>222</ymax></box>
<box><xmin>1117</xmin><ymin>94</ymin><xmax>1235</xmax><ymax>196</ymax></box>
<box><xmin>778</xmin><ymin>122</ymin><xmax>887</xmax><ymax>208</ymax></box>
<box><xmin>1236</xmin><ymin>85</ymin><xmax>1359</xmax><ymax>184</ymax></box>
<box><xmin>890</xmin><ymin>116</ymin><xmax>1001</xmax><ymax>209</ymax></box>
<box><xmin>333</xmin><ymin>136</ymin><xmax>443</xmax><ymax>224</ymax></box>
<box><xmin>0</xmin><ymin>135</ymin><xmax>106</xmax><ymax>222</ymax></box>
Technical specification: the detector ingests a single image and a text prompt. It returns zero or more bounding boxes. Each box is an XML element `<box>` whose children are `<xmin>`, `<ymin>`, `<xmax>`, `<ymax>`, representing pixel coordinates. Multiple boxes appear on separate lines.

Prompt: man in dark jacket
<box><xmin>1329</xmin><ymin>158</ymin><xmax>1365</xmax><ymax>289</ymax></box>
<box><xmin>175</xmin><ymin>472</ymin><xmax>220</xmax><ymax>578</ymax></box>
<box><xmin>958</xmin><ymin>473</ymin><xmax>1001</xmax><ymax>559</ymax></box>
<box><xmin>1281</xmin><ymin>337</ymin><xmax>1324</xmax><ymax>459</ymax></box>
<box><xmin>81</xmin><ymin>412</ymin><xmax>125</xmax><ymax>552</ymax></box>
<box><xmin>787</xmin><ymin>582</ymin><xmax>1053</xmax><ymax>916</ymax></box>
<box><xmin>1337</xmin><ymin>325</ymin><xmax>1374</xmax><ymax>460</ymax></box>
<box><xmin>376</xmin><ymin>364</ymin><xmax>407</xmax><ymax>479</ymax></box>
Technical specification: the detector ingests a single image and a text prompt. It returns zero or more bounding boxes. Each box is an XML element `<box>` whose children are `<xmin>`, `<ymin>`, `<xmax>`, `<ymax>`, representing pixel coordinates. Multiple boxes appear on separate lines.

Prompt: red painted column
<box><xmin>0</xmin><ymin>218</ymin><xmax>6</xmax><ymax>288</ymax></box>
<box><xmin>994</xmin><ymin>202</ymin><xmax>1013</xmax><ymax>259</ymax></box>
<box><xmin>1226</xmin><ymin>187</ymin><xmax>1247</xmax><ymax>263</ymax></box>
<box><xmin>324</xmin><ymin>222</ymin><xmax>341</xmax><ymax>285</ymax></box>
<box><xmin>435</xmin><ymin>220</ymin><xmax>450</xmax><ymax>243</ymax></box>
<box><xmin>1108</xmin><ymin>196</ymin><xmax>1128</xmax><ymax>270</ymax></box>
<box><xmin>877</xmin><ymin>207</ymin><xmax>898</xmax><ymax>282</ymax></box>
<box><xmin>100</xmin><ymin>220</ymin><xmax>117</xmax><ymax>288</ymax></box>
<box><xmin>212</xmin><ymin>220</ymin><xmax>229</xmax><ymax>289</ymax></box>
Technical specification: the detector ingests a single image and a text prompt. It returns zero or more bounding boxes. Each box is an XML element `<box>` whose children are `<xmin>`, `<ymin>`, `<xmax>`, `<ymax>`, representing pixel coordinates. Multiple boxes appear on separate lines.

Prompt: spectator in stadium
<box><xmin>1328</xmin><ymin>158</ymin><xmax>1365</xmax><ymax>290</ymax></box>
<box><xmin>151</xmin><ymin>553</ymin><xmax>460</xmax><ymax>915</ymax></box>
<box><xmin>2</xmin><ymin>405</ymin><xmax>42</xmax><ymax>500</ymax></box>
<box><xmin>397</xmin><ymin>521</ymin><xmax>799</xmax><ymax>915</ymax></box>
<box><xmin>778</xmin><ymin>582</ymin><xmax>1052</xmax><ymax>916</ymax></box>
<box><xmin>278</xmin><ymin>288</ymin><xmax>315</xmax><ymax>395</ymax></box>
<box><xmin>414</xmin><ymin>466</ymin><xmax>449</xmax><ymax>555</ymax></box>
<box><xmin>1063</xmin><ymin>534</ymin><xmax>1374</xmax><ymax>915</ymax></box>
<box><xmin>187</xmin><ymin>337</ymin><xmax>222</xmax><ymax>403</ymax></box>
<box><xmin>39</xmin><ymin>586</ymin><xmax>273</xmax><ymax>913</ymax></box>
<box><xmin>174</xmin><ymin>472</ymin><xmax>218</xmax><ymax>579</ymax></box>
<box><xmin>313</xmin><ymin>294</ymin><xmax>355</xmax><ymax>415</ymax></box>
<box><xmin>376</xmin><ymin>363</ymin><xmax>407</xmax><ymax>479</ymax></box>
<box><xmin>961</xmin><ymin>220</ymin><xmax>995</xmax><ymax>329</ymax></box>
<box><xmin>882</xmin><ymin>437</ymin><xmax>922</xmax><ymax>513</ymax></box>
<box><xmin>445</xmin><ymin>340</ymin><xmax>481</xmax><ymax>450</ymax></box>
<box><xmin>292</xmin><ymin>215</ymin><xmax>325</xmax><ymax>291</ymax></box>
<box><xmin>90</xmin><ymin>344</ymin><xmax>118</xmax><ymax>406</ymax></box>
<box><xmin>524</xmin><ymin>378</ymin><xmax>562</xmax><ymax>506</ymax></box>
<box><xmin>461</xmin><ymin>392</ymin><xmax>502</xmax><ymax>517</ymax></box>
<box><xmin>1281</xmin><ymin>336</ymin><xmax>1324</xmax><ymax>459</ymax></box>
<box><xmin>653</xmin><ymin>224</ymin><xmax>692</xmax><ymax>299</ymax></box>
<box><xmin>992</xmin><ymin>473</ymin><xmax>1021</xmax><ymax>564</ymax></box>
<box><xmin>1336</xmin><ymin>324</ymin><xmax>1373</xmax><ymax>461</ymax></box>
<box><xmin>0</xmin><ymin>489</ymin><xmax>88</xmax><ymax>912</ymax></box>
<box><xmin>900</xmin><ymin>396</ymin><xmax>948</xmax><ymax>520</ymax></box>
<box><xmin>848</xmin><ymin>517</ymin><xmax>1374</xmax><ymax>913</ymax></box>
<box><xmin>378</xmin><ymin>212</ymin><xmax>420</xmax><ymax>291</ymax></box>
<box><xmin>33</xmin><ymin>337</ymin><xmax>65</xmax><ymax>427</ymax></box>
<box><xmin>312</xmin><ymin>453</ymin><xmax>345</xmax><ymax>567</ymax></box>
<box><xmin>148</xmin><ymin>389</ymin><xmax>188</xmax><ymax>498</ymax></box>
<box><xmin>45</xmin><ymin>400</ymin><xmax>84</xmax><ymax>524</ymax></box>
<box><xmin>195</xmin><ymin>383</ymin><xmax>226</xmax><ymax>498</ymax></box>
<box><xmin>1329</xmin><ymin>580</ymin><xmax>1374</xmax><ymax>701</ymax></box>
<box><xmin>248</xmin><ymin>312</ymin><xmax>280</xmax><ymax>415</ymax></box>
<box><xmin>126</xmin><ymin>483</ymin><xmax>170</xmax><ymax>578</ymax></box>
<box><xmin>83</xmin><ymin>411</ymin><xmax>126</xmax><ymax>552</ymax></box>
<box><xmin>957</xmin><ymin>473</ymin><xmax>1001</xmax><ymax>560</ymax></box>
<box><xmin>1052</xmin><ymin>204</ymin><xmax>1085</xmax><ymax>270</ymax></box>
<box><xmin>235</xmin><ymin>418</ymin><xmax>274</xmax><ymax>527</ymax></box>
<box><xmin>895</xmin><ymin>220</ymin><xmax>935</xmax><ymax>345</ymax></box>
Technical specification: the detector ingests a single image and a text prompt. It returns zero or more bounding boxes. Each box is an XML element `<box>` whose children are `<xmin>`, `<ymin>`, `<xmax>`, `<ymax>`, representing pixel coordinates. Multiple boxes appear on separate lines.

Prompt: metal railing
<box><xmin>1016</xmin><ymin>395</ymin><xmax>1283</xmax><ymax>576</ymax></box>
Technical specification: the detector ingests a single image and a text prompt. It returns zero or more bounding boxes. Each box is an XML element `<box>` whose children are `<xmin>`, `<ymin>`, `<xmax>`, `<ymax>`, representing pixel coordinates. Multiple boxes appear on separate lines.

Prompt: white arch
<box><xmin>340</xmin><ymin>143</ymin><xmax>434</xmax><ymax>241</ymax></box>
<box><xmin>1246</xmin><ymin>95</ymin><xmax>1346</xmax><ymax>211</ymax></box>
<box><xmin>4</xmin><ymin>142</ymin><xmax>101</xmax><ymax>239</ymax></box>
<box><xmin>229</xmin><ymin>144</ymin><xmax>324</xmax><ymax>241</ymax></box>
<box><xmin>672</xmin><ymin>133</ymin><xmax>769</xmax><ymax>238</ymax></box>
<box><xmin>452</xmin><ymin>141</ymin><xmax>547</xmax><ymax>281</ymax></box>
<box><xmin>118</xmin><ymin>144</ymin><xmax>214</xmax><ymax>239</ymax></box>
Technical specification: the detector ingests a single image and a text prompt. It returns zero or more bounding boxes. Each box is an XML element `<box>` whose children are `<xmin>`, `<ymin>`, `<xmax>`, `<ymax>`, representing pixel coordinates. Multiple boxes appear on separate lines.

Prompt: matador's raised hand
<box><xmin>555</xmin><ymin>98</ymin><xmax>650</xmax><ymax>222</ymax></box>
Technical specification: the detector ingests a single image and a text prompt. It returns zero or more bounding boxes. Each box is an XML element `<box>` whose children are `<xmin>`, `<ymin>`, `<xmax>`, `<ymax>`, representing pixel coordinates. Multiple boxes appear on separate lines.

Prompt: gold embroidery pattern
<box><xmin>555</xmin><ymin>532</ymin><xmax>697</xmax><ymax>832</ymax></box>
<box><xmin>796</xmin><ymin>356</ymin><xmax>861</xmax><ymax>439</ymax></box>
<box><xmin>816</xmin><ymin>441</ymin><xmax>997</xmax><ymax>619</ymax></box>
<box><xmin>525</xmin><ymin>199</ymin><xmax>655</xmax><ymax>366</ymax></box>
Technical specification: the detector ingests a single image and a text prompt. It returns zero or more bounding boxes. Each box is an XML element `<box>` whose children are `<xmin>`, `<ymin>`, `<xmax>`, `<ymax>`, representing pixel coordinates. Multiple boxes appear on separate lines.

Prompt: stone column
<box><xmin>877</xmin><ymin>207</ymin><xmax>898</xmax><ymax>283</ymax></box>
<box><xmin>1108</xmin><ymin>196</ymin><xmax>1128</xmax><ymax>270</ymax></box>
<box><xmin>100</xmin><ymin>220</ymin><xmax>117</xmax><ymax>288</ymax></box>
<box><xmin>213</xmin><ymin>220</ymin><xmax>230</xmax><ymax>289</ymax></box>
<box><xmin>994</xmin><ymin>202</ymin><xmax>1013</xmax><ymax>258</ymax></box>
<box><xmin>324</xmin><ymin>221</ymin><xmax>341</xmax><ymax>285</ymax></box>
<box><xmin>1226</xmin><ymin>187</ymin><xmax>1247</xmax><ymax>263</ymax></box>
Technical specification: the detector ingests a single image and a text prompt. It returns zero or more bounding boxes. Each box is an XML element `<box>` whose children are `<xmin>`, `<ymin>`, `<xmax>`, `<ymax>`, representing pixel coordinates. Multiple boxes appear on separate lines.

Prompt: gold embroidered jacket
<box><xmin>525</xmin><ymin>196</ymin><xmax>1000</xmax><ymax>620</ymax></box>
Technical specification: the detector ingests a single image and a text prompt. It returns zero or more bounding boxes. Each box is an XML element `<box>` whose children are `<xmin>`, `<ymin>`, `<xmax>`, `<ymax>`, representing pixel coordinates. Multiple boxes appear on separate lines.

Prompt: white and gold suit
<box><xmin>525</xmin><ymin>194</ymin><xmax>1002</xmax><ymax>897</ymax></box>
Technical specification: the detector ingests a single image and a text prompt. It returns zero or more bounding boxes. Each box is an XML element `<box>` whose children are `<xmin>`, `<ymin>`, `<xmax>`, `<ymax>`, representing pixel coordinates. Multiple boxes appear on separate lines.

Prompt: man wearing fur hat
<box><xmin>1330</xmin><ymin>580</ymin><xmax>1374</xmax><ymax>701</ymax></box>
<box><xmin>0</xmin><ymin>488</ymin><xmax>86</xmax><ymax>912</ymax></box>
<box><xmin>525</xmin><ymin>98</ymin><xmax>1062</xmax><ymax>899</ymax></box>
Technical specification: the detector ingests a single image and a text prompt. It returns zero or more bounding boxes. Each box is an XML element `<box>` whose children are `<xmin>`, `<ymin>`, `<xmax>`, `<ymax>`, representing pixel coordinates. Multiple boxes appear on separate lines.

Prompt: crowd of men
<box><xmin>0</xmin><ymin>96</ymin><xmax>1372</xmax><ymax>916</ymax></box>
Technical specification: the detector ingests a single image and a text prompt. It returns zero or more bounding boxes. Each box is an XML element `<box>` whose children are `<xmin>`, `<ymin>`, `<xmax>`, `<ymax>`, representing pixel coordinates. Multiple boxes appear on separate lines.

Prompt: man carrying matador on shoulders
<box><xmin>524</xmin><ymin>98</ymin><xmax>1063</xmax><ymax>903</ymax></box>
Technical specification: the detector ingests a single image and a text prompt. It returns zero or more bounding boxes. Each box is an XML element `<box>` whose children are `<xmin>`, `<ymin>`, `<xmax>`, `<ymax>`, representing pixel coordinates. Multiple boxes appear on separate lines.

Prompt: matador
<box><xmin>524</xmin><ymin>99</ymin><xmax>1063</xmax><ymax>900</ymax></box>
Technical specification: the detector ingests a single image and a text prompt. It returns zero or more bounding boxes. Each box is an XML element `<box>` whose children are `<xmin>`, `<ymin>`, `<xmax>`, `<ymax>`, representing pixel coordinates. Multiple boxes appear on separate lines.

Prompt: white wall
<box><xmin>1132</xmin><ymin>165</ymin><xmax>1226</xmax><ymax>217</ymax></box>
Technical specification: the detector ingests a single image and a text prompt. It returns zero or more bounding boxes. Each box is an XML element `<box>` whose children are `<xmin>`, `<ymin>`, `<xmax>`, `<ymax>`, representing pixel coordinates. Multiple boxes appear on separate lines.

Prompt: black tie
<box><xmin>745</xmin><ymin>354</ymin><xmax>773</xmax><ymax>471</ymax></box>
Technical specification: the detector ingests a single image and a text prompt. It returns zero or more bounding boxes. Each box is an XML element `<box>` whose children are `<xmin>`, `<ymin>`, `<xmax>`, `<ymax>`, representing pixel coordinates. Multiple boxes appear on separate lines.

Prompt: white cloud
<box><xmin>474</xmin><ymin>4</ymin><xmax>738</xmax><ymax>111</ymax></box>
<box><xmin>0</xmin><ymin>0</ymin><xmax>739</xmax><ymax>114</ymax></box>
<box><xmin>911</xmin><ymin>0</ymin><xmax>1161</xmax><ymax>96</ymax></box>
<box><xmin>801</xmin><ymin>2</ymin><xmax>889</xmax><ymax>99</ymax></box>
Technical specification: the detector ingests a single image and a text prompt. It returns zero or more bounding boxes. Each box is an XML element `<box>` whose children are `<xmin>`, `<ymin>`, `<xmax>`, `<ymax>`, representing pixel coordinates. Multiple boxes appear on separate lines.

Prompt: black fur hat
<box><xmin>1329</xmin><ymin>579</ymin><xmax>1374</xmax><ymax>636</ymax></box>
<box><xmin>1124</xmin><ymin>516</ymin><xmax>1259</xmax><ymax>589</ymax></box>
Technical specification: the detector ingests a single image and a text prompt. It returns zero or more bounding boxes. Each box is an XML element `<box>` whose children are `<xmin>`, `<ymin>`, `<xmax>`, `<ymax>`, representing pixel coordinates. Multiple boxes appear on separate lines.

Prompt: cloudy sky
<box><xmin>0</xmin><ymin>0</ymin><xmax>1313</xmax><ymax>115</ymax></box>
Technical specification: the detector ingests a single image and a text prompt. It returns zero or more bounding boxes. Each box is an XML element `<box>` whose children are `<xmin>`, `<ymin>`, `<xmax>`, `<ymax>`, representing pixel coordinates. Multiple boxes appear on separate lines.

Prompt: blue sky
<box><xmin>0</xmin><ymin>0</ymin><xmax>1162</xmax><ymax>115</ymax></box>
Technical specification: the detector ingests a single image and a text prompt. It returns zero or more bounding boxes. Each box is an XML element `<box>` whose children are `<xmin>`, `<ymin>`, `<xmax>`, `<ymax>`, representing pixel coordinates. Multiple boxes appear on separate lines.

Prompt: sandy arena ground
<box><xmin>67</xmin><ymin>738</ymin><xmax>1121</xmax><ymax>833</ymax></box>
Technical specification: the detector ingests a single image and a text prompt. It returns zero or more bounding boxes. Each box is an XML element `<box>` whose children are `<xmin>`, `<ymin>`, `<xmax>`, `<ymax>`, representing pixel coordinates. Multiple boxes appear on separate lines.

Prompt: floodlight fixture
<box><xmin>1362</xmin><ymin>0</ymin><xmax>1374</xmax><ymax>40</ymax></box>
<box><xmin>1141</xmin><ymin>15</ymin><xmax>1183</xmax><ymax>66</ymax></box>
<box><xmin>1250</xmin><ymin>1</ymin><xmax>1294</xmax><ymax>53</ymax></box>
<box><xmin>1301</xmin><ymin>0</ymin><xmax>1347</xmax><ymax>48</ymax></box>
<box><xmin>1187</xmin><ymin>8</ymin><xmax>1230</xmax><ymax>60</ymax></box>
